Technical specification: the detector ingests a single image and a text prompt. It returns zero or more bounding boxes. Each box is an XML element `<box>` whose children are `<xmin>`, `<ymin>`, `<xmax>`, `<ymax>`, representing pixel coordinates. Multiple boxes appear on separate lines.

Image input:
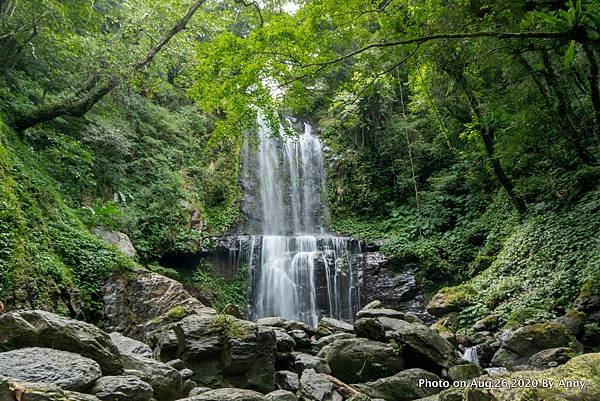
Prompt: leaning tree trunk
<box><xmin>12</xmin><ymin>0</ymin><xmax>208</xmax><ymax>131</ymax></box>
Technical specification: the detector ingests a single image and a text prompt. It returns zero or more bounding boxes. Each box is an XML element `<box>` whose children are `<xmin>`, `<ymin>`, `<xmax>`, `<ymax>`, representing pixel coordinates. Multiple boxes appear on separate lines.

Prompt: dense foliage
<box><xmin>1</xmin><ymin>0</ymin><xmax>599</xmax><ymax>329</ymax></box>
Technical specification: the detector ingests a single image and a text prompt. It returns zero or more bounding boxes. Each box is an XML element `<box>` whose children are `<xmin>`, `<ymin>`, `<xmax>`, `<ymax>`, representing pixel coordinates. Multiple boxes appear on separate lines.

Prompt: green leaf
<box><xmin>563</xmin><ymin>41</ymin><xmax>576</xmax><ymax>68</ymax></box>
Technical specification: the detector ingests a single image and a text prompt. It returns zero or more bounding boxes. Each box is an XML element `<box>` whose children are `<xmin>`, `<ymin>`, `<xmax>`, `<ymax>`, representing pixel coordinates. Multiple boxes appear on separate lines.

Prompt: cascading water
<box><xmin>239</xmin><ymin>116</ymin><xmax>363</xmax><ymax>326</ymax></box>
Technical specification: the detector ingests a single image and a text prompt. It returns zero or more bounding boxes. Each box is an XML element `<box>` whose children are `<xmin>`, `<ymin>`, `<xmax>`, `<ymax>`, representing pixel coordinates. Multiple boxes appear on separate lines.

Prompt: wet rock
<box><xmin>353</xmin><ymin>369</ymin><xmax>443</xmax><ymax>401</ymax></box>
<box><xmin>121</xmin><ymin>353</ymin><xmax>183</xmax><ymax>401</ymax></box>
<box><xmin>91</xmin><ymin>375</ymin><xmax>153</xmax><ymax>401</ymax></box>
<box><xmin>361</xmin><ymin>300</ymin><xmax>383</xmax><ymax>310</ymax></box>
<box><xmin>317</xmin><ymin>318</ymin><xmax>354</xmax><ymax>337</ymax></box>
<box><xmin>181</xmin><ymin>388</ymin><xmax>267</xmax><ymax>400</ymax></box>
<box><xmin>299</xmin><ymin>369</ymin><xmax>343</xmax><ymax>401</ymax></box>
<box><xmin>285</xmin><ymin>321</ymin><xmax>317</xmax><ymax>336</ymax></box>
<box><xmin>528</xmin><ymin>347</ymin><xmax>576</xmax><ymax>369</ymax></box>
<box><xmin>313</xmin><ymin>333</ymin><xmax>355</xmax><ymax>353</ymax></box>
<box><xmin>274</xmin><ymin>330</ymin><xmax>296</xmax><ymax>352</ymax></box>
<box><xmin>0</xmin><ymin>347</ymin><xmax>101</xmax><ymax>392</ymax></box>
<box><xmin>275</xmin><ymin>370</ymin><xmax>299</xmax><ymax>392</ymax></box>
<box><xmin>265</xmin><ymin>389</ymin><xmax>297</xmax><ymax>401</ymax></box>
<box><xmin>381</xmin><ymin>317</ymin><xmax>461</xmax><ymax>371</ymax></box>
<box><xmin>356</xmin><ymin>309</ymin><xmax>405</xmax><ymax>320</ymax></box>
<box><xmin>150</xmin><ymin>313</ymin><xmax>276</xmax><ymax>392</ymax></box>
<box><xmin>92</xmin><ymin>228</ymin><xmax>137</xmax><ymax>258</ymax></box>
<box><xmin>318</xmin><ymin>337</ymin><xmax>404</xmax><ymax>383</ymax></box>
<box><xmin>491</xmin><ymin>322</ymin><xmax>583</xmax><ymax>368</ymax></box>
<box><xmin>295</xmin><ymin>353</ymin><xmax>331</xmax><ymax>375</ymax></box>
<box><xmin>103</xmin><ymin>269</ymin><xmax>213</xmax><ymax>339</ymax></box>
<box><xmin>288</xmin><ymin>329</ymin><xmax>311</xmax><ymax>348</ymax></box>
<box><xmin>258</xmin><ymin>317</ymin><xmax>287</xmax><ymax>327</ymax></box>
<box><xmin>109</xmin><ymin>332</ymin><xmax>153</xmax><ymax>358</ymax></box>
<box><xmin>354</xmin><ymin>318</ymin><xmax>386</xmax><ymax>342</ymax></box>
<box><xmin>446</xmin><ymin>363</ymin><xmax>483</xmax><ymax>381</ymax></box>
<box><xmin>0</xmin><ymin>310</ymin><xmax>123</xmax><ymax>375</ymax></box>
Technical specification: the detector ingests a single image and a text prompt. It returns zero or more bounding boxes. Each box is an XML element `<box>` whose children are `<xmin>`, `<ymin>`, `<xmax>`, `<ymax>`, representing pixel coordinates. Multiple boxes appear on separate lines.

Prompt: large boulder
<box><xmin>353</xmin><ymin>369</ymin><xmax>443</xmax><ymax>401</ymax></box>
<box><xmin>295</xmin><ymin>353</ymin><xmax>332</xmax><ymax>375</ymax></box>
<box><xmin>528</xmin><ymin>347</ymin><xmax>576</xmax><ymax>369</ymax></box>
<box><xmin>150</xmin><ymin>313</ymin><xmax>276</xmax><ymax>392</ymax></box>
<box><xmin>491</xmin><ymin>322</ymin><xmax>583</xmax><ymax>368</ymax></box>
<box><xmin>444</xmin><ymin>352</ymin><xmax>600</xmax><ymax>400</ymax></box>
<box><xmin>102</xmin><ymin>269</ymin><xmax>214</xmax><ymax>339</ymax></box>
<box><xmin>0</xmin><ymin>310</ymin><xmax>123</xmax><ymax>375</ymax></box>
<box><xmin>121</xmin><ymin>353</ymin><xmax>183</xmax><ymax>401</ymax></box>
<box><xmin>180</xmin><ymin>388</ymin><xmax>268</xmax><ymax>401</ymax></box>
<box><xmin>426</xmin><ymin>286</ymin><xmax>476</xmax><ymax>318</ymax></box>
<box><xmin>313</xmin><ymin>333</ymin><xmax>356</xmax><ymax>353</ymax></box>
<box><xmin>381</xmin><ymin>318</ymin><xmax>461</xmax><ymax>371</ymax></box>
<box><xmin>317</xmin><ymin>318</ymin><xmax>354</xmax><ymax>337</ymax></box>
<box><xmin>266</xmin><ymin>389</ymin><xmax>298</xmax><ymax>401</ymax></box>
<box><xmin>0</xmin><ymin>347</ymin><xmax>101</xmax><ymax>392</ymax></box>
<box><xmin>275</xmin><ymin>371</ymin><xmax>299</xmax><ymax>392</ymax></box>
<box><xmin>353</xmin><ymin>318</ymin><xmax>385</xmax><ymax>342</ymax></box>
<box><xmin>91</xmin><ymin>375</ymin><xmax>153</xmax><ymax>401</ymax></box>
<box><xmin>317</xmin><ymin>338</ymin><xmax>404</xmax><ymax>383</ymax></box>
<box><xmin>0</xmin><ymin>377</ymin><xmax>101</xmax><ymax>401</ymax></box>
<box><xmin>299</xmin><ymin>369</ymin><xmax>343</xmax><ymax>401</ymax></box>
<box><xmin>109</xmin><ymin>332</ymin><xmax>153</xmax><ymax>358</ymax></box>
<box><xmin>92</xmin><ymin>228</ymin><xmax>137</xmax><ymax>258</ymax></box>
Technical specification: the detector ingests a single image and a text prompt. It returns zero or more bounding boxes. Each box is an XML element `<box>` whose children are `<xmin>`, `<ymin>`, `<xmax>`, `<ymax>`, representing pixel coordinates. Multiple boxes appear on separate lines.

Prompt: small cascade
<box><xmin>462</xmin><ymin>346</ymin><xmax>480</xmax><ymax>366</ymax></box>
<box><xmin>236</xmin><ymin>116</ymin><xmax>364</xmax><ymax>324</ymax></box>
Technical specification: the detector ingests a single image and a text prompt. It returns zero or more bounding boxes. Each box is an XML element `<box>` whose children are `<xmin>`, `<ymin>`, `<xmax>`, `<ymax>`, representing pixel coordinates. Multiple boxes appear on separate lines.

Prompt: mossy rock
<box><xmin>427</xmin><ymin>285</ymin><xmax>477</xmax><ymax>317</ymax></box>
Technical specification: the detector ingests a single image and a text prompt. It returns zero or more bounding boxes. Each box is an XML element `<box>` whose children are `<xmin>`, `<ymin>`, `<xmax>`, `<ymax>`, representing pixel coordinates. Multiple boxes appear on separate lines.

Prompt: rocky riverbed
<box><xmin>1</xmin><ymin>268</ymin><xmax>599</xmax><ymax>401</ymax></box>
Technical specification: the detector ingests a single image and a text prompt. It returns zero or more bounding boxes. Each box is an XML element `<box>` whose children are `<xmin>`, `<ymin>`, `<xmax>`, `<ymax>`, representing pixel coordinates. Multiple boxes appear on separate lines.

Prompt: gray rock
<box><xmin>317</xmin><ymin>338</ymin><xmax>404</xmax><ymax>383</ymax></box>
<box><xmin>446</xmin><ymin>363</ymin><xmax>483</xmax><ymax>381</ymax></box>
<box><xmin>180</xmin><ymin>388</ymin><xmax>267</xmax><ymax>400</ymax></box>
<box><xmin>295</xmin><ymin>353</ymin><xmax>331</xmax><ymax>374</ymax></box>
<box><xmin>188</xmin><ymin>387</ymin><xmax>212</xmax><ymax>396</ymax></box>
<box><xmin>353</xmin><ymin>318</ymin><xmax>386</xmax><ymax>342</ymax></box>
<box><xmin>356</xmin><ymin>309</ymin><xmax>405</xmax><ymax>320</ymax></box>
<box><xmin>288</xmin><ymin>330</ymin><xmax>311</xmax><ymax>348</ymax></box>
<box><xmin>166</xmin><ymin>359</ymin><xmax>187</xmax><ymax>370</ymax></box>
<box><xmin>360</xmin><ymin>300</ymin><xmax>383</xmax><ymax>310</ymax></box>
<box><xmin>0</xmin><ymin>377</ymin><xmax>101</xmax><ymax>401</ymax></box>
<box><xmin>121</xmin><ymin>352</ymin><xmax>183</xmax><ymax>401</ymax></box>
<box><xmin>381</xmin><ymin>318</ymin><xmax>461</xmax><ymax>370</ymax></box>
<box><xmin>313</xmin><ymin>333</ymin><xmax>356</xmax><ymax>353</ymax></box>
<box><xmin>92</xmin><ymin>228</ymin><xmax>137</xmax><ymax>258</ymax></box>
<box><xmin>274</xmin><ymin>330</ymin><xmax>296</xmax><ymax>352</ymax></box>
<box><xmin>491</xmin><ymin>323</ymin><xmax>583</xmax><ymax>368</ymax></box>
<box><xmin>317</xmin><ymin>318</ymin><xmax>354</xmax><ymax>337</ymax></box>
<box><xmin>265</xmin><ymin>389</ymin><xmax>297</xmax><ymax>401</ymax></box>
<box><xmin>102</xmin><ymin>269</ymin><xmax>214</xmax><ymax>338</ymax></box>
<box><xmin>354</xmin><ymin>369</ymin><xmax>443</xmax><ymax>401</ymax></box>
<box><xmin>284</xmin><ymin>320</ymin><xmax>317</xmax><ymax>336</ymax></box>
<box><xmin>299</xmin><ymin>369</ymin><xmax>343</xmax><ymax>401</ymax></box>
<box><xmin>258</xmin><ymin>317</ymin><xmax>287</xmax><ymax>327</ymax></box>
<box><xmin>0</xmin><ymin>347</ymin><xmax>101</xmax><ymax>391</ymax></box>
<box><xmin>181</xmin><ymin>368</ymin><xmax>194</xmax><ymax>379</ymax></box>
<box><xmin>275</xmin><ymin>370</ymin><xmax>299</xmax><ymax>392</ymax></box>
<box><xmin>0</xmin><ymin>310</ymin><xmax>123</xmax><ymax>375</ymax></box>
<box><xmin>528</xmin><ymin>347</ymin><xmax>576</xmax><ymax>368</ymax></box>
<box><xmin>109</xmin><ymin>332</ymin><xmax>153</xmax><ymax>358</ymax></box>
<box><xmin>91</xmin><ymin>375</ymin><xmax>153</xmax><ymax>401</ymax></box>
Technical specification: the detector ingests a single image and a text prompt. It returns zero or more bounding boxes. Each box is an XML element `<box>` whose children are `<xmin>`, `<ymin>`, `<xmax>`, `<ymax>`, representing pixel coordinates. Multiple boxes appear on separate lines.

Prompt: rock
<box><xmin>354</xmin><ymin>369</ymin><xmax>443</xmax><ymax>401</ymax></box>
<box><xmin>313</xmin><ymin>333</ymin><xmax>355</xmax><ymax>353</ymax></box>
<box><xmin>121</xmin><ymin>353</ymin><xmax>183</xmax><ymax>401</ymax></box>
<box><xmin>361</xmin><ymin>300</ymin><xmax>383</xmax><ymax>310</ymax></box>
<box><xmin>109</xmin><ymin>332</ymin><xmax>153</xmax><ymax>358</ymax></box>
<box><xmin>91</xmin><ymin>375</ymin><xmax>153</xmax><ymax>401</ymax></box>
<box><xmin>552</xmin><ymin>310</ymin><xmax>586</xmax><ymax>336</ymax></box>
<box><xmin>102</xmin><ymin>269</ymin><xmax>214</xmax><ymax>339</ymax></box>
<box><xmin>446</xmin><ymin>363</ymin><xmax>483</xmax><ymax>381</ymax></box>
<box><xmin>180</xmin><ymin>388</ymin><xmax>267</xmax><ymax>400</ymax></box>
<box><xmin>181</xmin><ymin>369</ymin><xmax>194</xmax><ymax>379</ymax></box>
<box><xmin>0</xmin><ymin>347</ymin><xmax>101</xmax><ymax>391</ymax></box>
<box><xmin>473</xmin><ymin>315</ymin><xmax>500</xmax><ymax>332</ymax></box>
<box><xmin>353</xmin><ymin>318</ymin><xmax>385</xmax><ymax>342</ymax></box>
<box><xmin>285</xmin><ymin>321</ymin><xmax>317</xmax><ymax>336</ymax></box>
<box><xmin>150</xmin><ymin>313</ymin><xmax>276</xmax><ymax>392</ymax></box>
<box><xmin>92</xmin><ymin>228</ymin><xmax>137</xmax><ymax>258</ymax></box>
<box><xmin>317</xmin><ymin>318</ymin><xmax>354</xmax><ymax>337</ymax></box>
<box><xmin>265</xmin><ymin>389</ymin><xmax>297</xmax><ymax>401</ymax></box>
<box><xmin>0</xmin><ymin>377</ymin><xmax>101</xmax><ymax>401</ymax></box>
<box><xmin>381</xmin><ymin>317</ymin><xmax>461</xmax><ymax>371</ymax></box>
<box><xmin>356</xmin><ymin>309</ymin><xmax>405</xmax><ymax>320</ymax></box>
<box><xmin>0</xmin><ymin>310</ymin><xmax>123</xmax><ymax>375</ymax></box>
<box><xmin>426</xmin><ymin>286</ymin><xmax>475</xmax><ymax>318</ymax></box>
<box><xmin>275</xmin><ymin>370</ymin><xmax>299</xmax><ymax>392</ymax></box>
<box><xmin>299</xmin><ymin>369</ymin><xmax>343</xmax><ymax>401</ymax></box>
<box><xmin>167</xmin><ymin>359</ymin><xmax>187</xmax><ymax>370</ymax></box>
<box><xmin>317</xmin><ymin>338</ymin><xmax>404</xmax><ymax>383</ymax></box>
<box><xmin>258</xmin><ymin>317</ymin><xmax>287</xmax><ymax>327</ymax></box>
<box><xmin>188</xmin><ymin>387</ymin><xmax>212</xmax><ymax>396</ymax></box>
<box><xmin>452</xmin><ymin>353</ymin><xmax>600</xmax><ymax>400</ymax></box>
<box><xmin>528</xmin><ymin>347</ymin><xmax>576</xmax><ymax>368</ymax></box>
<box><xmin>362</xmin><ymin>255</ymin><xmax>433</xmax><ymax>323</ymax></box>
<box><xmin>491</xmin><ymin>322</ymin><xmax>583</xmax><ymax>368</ymax></box>
<box><xmin>223</xmin><ymin>303</ymin><xmax>244</xmax><ymax>319</ymax></box>
<box><xmin>274</xmin><ymin>330</ymin><xmax>296</xmax><ymax>352</ymax></box>
<box><xmin>295</xmin><ymin>353</ymin><xmax>331</xmax><ymax>375</ymax></box>
<box><xmin>288</xmin><ymin>330</ymin><xmax>311</xmax><ymax>348</ymax></box>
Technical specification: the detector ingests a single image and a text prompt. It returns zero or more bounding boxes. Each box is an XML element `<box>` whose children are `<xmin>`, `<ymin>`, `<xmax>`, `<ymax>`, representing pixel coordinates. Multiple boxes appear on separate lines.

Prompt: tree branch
<box><xmin>233</xmin><ymin>0</ymin><xmax>264</xmax><ymax>27</ymax></box>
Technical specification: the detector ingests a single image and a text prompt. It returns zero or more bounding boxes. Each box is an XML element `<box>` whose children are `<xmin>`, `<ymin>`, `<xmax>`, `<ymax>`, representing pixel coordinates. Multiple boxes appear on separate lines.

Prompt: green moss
<box><xmin>167</xmin><ymin>306</ymin><xmax>190</xmax><ymax>321</ymax></box>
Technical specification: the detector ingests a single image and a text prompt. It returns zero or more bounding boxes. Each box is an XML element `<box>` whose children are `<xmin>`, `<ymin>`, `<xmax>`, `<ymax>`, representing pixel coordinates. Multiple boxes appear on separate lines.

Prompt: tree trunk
<box><xmin>450</xmin><ymin>68</ymin><xmax>527</xmax><ymax>217</ymax></box>
<box><xmin>583</xmin><ymin>45</ymin><xmax>600</xmax><ymax>136</ymax></box>
<box><xmin>12</xmin><ymin>0</ymin><xmax>207</xmax><ymax>131</ymax></box>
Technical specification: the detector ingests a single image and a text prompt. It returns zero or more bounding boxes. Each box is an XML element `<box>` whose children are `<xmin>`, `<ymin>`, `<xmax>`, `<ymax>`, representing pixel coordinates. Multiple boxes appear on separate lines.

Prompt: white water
<box><xmin>242</xmin><ymin>116</ymin><xmax>362</xmax><ymax>325</ymax></box>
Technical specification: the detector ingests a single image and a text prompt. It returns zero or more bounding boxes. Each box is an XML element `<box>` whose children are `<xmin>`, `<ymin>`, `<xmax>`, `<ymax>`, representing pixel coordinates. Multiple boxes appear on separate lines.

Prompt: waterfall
<box><xmin>239</xmin><ymin>116</ymin><xmax>363</xmax><ymax>325</ymax></box>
